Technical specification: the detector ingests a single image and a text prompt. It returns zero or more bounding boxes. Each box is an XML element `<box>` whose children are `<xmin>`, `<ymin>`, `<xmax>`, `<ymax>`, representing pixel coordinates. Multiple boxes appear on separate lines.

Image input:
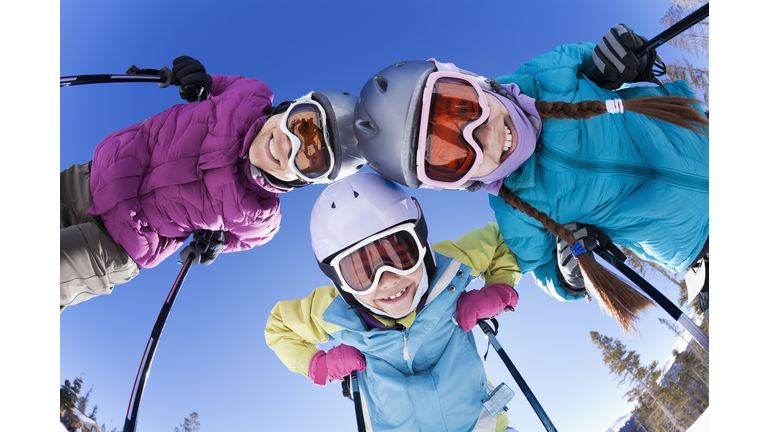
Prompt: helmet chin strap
<box><xmin>249</xmin><ymin>164</ymin><xmax>294</xmax><ymax>192</ymax></box>
<box><xmin>353</xmin><ymin>267</ymin><xmax>430</xmax><ymax>319</ymax></box>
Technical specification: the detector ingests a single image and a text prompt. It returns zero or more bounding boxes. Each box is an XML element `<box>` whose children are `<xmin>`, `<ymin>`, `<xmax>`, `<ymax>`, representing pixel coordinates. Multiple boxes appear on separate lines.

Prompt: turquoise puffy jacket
<box><xmin>491</xmin><ymin>42</ymin><xmax>709</xmax><ymax>301</ymax></box>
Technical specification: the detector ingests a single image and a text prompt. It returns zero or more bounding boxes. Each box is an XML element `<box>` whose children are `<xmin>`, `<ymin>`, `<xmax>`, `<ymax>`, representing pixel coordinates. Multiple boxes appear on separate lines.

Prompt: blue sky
<box><xmin>5</xmin><ymin>0</ymin><xmax>758</xmax><ymax>431</ymax></box>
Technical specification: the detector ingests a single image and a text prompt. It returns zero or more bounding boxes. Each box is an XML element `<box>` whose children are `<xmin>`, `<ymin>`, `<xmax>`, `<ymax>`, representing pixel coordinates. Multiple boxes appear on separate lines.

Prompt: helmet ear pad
<box><xmin>310</xmin><ymin>91</ymin><xmax>343</xmax><ymax>181</ymax></box>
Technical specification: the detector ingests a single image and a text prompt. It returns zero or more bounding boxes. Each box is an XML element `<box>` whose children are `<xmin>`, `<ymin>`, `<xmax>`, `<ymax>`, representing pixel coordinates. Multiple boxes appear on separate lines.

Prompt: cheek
<box><xmin>355</xmin><ymin>292</ymin><xmax>378</xmax><ymax>308</ymax></box>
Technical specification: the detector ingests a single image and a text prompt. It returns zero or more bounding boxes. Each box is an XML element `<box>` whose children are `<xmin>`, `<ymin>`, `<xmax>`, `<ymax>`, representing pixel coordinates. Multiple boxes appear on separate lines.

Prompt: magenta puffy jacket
<box><xmin>88</xmin><ymin>75</ymin><xmax>283</xmax><ymax>268</ymax></box>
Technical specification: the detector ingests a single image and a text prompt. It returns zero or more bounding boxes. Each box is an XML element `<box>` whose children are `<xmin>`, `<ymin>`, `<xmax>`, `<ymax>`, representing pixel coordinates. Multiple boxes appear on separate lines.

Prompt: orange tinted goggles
<box><xmin>416</xmin><ymin>74</ymin><xmax>489</xmax><ymax>188</ymax></box>
<box><xmin>328</xmin><ymin>224</ymin><xmax>427</xmax><ymax>295</ymax></box>
<box><xmin>281</xmin><ymin>102</ymin><xmax>334</xmax><ymax>180</ymax></box>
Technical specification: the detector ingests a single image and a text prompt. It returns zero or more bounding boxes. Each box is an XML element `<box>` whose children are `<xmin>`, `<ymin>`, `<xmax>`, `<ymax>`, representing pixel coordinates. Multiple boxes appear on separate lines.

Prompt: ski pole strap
<box><xmin>341</xmin><ymin>375</ymin><xmax>353</xmax><ymax>401</ymax></box>
<box><xmin>595</xmin><ymin>230</ymin><xmax>626</xmax><ymax>263</ymax></box>
<box><xmin>478</xmin><ymin>318</ymin><xmax>500</xmax><ymax>360</ymax></box>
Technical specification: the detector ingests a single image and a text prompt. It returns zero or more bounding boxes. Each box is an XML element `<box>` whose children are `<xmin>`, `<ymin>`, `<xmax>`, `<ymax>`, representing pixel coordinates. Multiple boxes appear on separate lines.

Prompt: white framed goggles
<box><xmin>279</xmin><ymin>93</ymin><xmax>336</xmax><ymax>183</ymax></box>
<box><xmin>415</xmin><ymin>59</ymin><xmax>490</xmax><ymax>189</ymax></box>
<box><xmin>324</xmin><ymin>222</ymin><xmax>427</xmax><ymax>296</ymax></box>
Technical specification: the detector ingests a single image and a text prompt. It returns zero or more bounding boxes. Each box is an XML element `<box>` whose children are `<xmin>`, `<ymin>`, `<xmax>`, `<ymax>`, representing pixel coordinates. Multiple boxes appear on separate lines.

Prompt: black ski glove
<box><xmin>170</xmin><ymin>56</ymin><xmax>212</xmax><ymax>103</ymax></box>
<box><xmin>179</xmin><ymin>230</ymin><xmax>225</xmax><ymax>266</ymax></box>
<box><xmin>589</xmin><ymin>24</ymin><xmax>660</xmax><ymax>90</ymax></box>
<box><xmin>555</xmin><ymin>223</ymin><xmax>599</xmax><ymax>295</ymax></box>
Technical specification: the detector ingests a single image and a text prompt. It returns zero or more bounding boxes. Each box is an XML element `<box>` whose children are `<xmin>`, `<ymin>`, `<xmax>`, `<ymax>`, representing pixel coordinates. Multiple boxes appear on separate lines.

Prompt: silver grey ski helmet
<box><xmin>354</xmin><ymin>61</ymin><xmax>505</xmax><ymax>191</ymax></box>
<box><xmin>353</xmin><ymin>61</ymin><xmax>438</xmax><ymax>189</ymax></box>
<box><xmin>256</xmin><ymin>89</ymin><xmax>367</xmax><ymax>191</ymax></box>
<box><xmin>318</xmin><ymin>89</ymin><xmax>367</xmax><ymax>183</ymax></box>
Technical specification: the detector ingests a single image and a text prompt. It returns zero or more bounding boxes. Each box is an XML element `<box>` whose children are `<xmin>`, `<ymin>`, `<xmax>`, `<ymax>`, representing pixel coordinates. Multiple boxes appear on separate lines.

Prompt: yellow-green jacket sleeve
<box><xmin>433</xmin><ymin>222</ymin><xmax>522</xmax><ymax>287</ymax></box>
<box><xmin>264</xmin><ymin>285</ymin><xmax>345</xmax><ymax>378</ymax></box>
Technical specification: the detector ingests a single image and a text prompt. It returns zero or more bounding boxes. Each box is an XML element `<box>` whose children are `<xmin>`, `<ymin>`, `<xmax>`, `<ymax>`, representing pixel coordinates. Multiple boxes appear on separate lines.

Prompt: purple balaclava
<box><xmin>470</xmin><ymin>83</ymin><xmax>541</xmax><ymax>195</ymax></box>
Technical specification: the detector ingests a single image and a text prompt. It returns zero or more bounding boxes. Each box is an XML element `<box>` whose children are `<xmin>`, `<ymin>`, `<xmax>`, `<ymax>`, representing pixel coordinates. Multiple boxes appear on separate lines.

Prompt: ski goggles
<box><xmin>278</xmin><ymin>94</ymin><xmax>335</xmax><ymax>182</ymax></box>
<box><xmin>416</xmin><ymin>62</ymin><xmax>490</xmax><ymax>189</ymax></box>
<box><xmin>322</xmin><ymin>223</ymin><xmax>427</xmax><ymax>296</ymax></box>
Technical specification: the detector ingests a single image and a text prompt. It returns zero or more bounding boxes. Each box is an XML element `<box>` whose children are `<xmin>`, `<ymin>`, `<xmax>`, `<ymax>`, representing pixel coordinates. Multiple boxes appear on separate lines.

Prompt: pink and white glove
<box><xmin>308</xmin><ymin>344</ymin><xmax>366</xmax><ymax>386</ymax></box>
<box><xmin>456</xmin><ymin>284</ymin><xmax>519</xmax><ymax>332</ymax></box>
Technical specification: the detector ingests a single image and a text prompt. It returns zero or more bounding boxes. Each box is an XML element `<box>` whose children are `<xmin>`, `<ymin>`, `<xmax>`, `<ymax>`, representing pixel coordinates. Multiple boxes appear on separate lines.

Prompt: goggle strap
<box><xmin>428</xmin><ymin>58</ymin><xmax>461</xmax><ymax>73</ymax></box>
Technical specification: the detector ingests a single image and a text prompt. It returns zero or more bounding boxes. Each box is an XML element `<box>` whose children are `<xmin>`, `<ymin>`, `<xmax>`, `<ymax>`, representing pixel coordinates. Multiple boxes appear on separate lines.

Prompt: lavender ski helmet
<box><xmin>310</xmin><ymin>172</ymin><xmax>436</xmax><ymax>306</ymax></box>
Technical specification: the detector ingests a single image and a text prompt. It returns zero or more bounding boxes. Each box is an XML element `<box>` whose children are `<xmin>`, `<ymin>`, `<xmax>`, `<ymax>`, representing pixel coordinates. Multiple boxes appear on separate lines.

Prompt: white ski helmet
<box><xmin>310</xmin><ymin>172</ymin><xmax>436</xmax><ymax>307</ymax></box>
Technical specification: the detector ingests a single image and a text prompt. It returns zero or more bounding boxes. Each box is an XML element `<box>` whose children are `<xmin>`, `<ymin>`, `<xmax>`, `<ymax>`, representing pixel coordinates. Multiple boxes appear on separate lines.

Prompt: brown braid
<box><xmin>498</xmin><ymin>186</ymin><xmax>654</xmax><ymax>336</ymax></box>
<box><xmin>534</xmin><ymin>96</ymin><xmax>708</xmax><ymax>135</ymax></box>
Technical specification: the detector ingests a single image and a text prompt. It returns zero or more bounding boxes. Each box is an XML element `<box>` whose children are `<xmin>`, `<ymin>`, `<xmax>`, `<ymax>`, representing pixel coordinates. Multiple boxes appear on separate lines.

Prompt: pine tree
<box><xmin>658</xmin><ymin>0</ymin><xmax>710</xmax><ymax>106</ymax></box>
<box><xmin>60</xmin><ymin>377</ymin><xmax>83</xmax><ymax>412</ymax></box>
<box><xmin>660</xmin><ymin>1</ymin><xmax>709</xmax><ymax>57</ymax></box>
<box><xmin>60</xmin><ymin>376</ymin><xmax>106</xmax><ymax>432</ymax></box>
<box><xmin>175</xmin><ymin>412</ymin><xmax>201</xmax><ymax>432</ymax></box>
<box><xmin>665</xmin><ymin>59</ymin><xmax>709</xmax><ymax>106</ymax></box>
<box><xmin>590</xmin><ymin>332</ymin><xmax>685</xmax><ymax>432</ymax></box>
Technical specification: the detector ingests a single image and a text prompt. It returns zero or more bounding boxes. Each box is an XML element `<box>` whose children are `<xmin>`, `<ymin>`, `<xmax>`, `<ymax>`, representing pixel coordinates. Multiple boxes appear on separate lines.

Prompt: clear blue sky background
<box><xmin>6</xmin><ymin>0</ymin><xmax>756</xmax><ymax>431</ymax></box>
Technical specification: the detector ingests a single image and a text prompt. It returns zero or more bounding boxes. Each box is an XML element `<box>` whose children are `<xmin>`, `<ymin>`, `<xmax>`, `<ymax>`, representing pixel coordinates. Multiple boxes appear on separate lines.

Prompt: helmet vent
<box><xmin>373</xmin><ymin>76</ymin><xmax>388</xmax><ymax>93</ymax></box>
<box><xmin>355</xmin><ymin>119</ymin><xmax>376</xmax><ymax>135</ymax></box>
<box><xmin>331</xmin><ymin>202</ymin><xmax>336</xmax><ymax>209</ymax></box>
<box><xmin>353</xmin><ymin>191</ymin><xmax>359</xmax><ymax>198</ymax></box>
<box><xmin>356</xmin><ymin>163</ymin><xmax>365</xmax><ymax>170</ymax></box>
<box><xmin>396</xmin><ymin>62</ymin><xmax>406</xmax><ymax>67</ymax></box>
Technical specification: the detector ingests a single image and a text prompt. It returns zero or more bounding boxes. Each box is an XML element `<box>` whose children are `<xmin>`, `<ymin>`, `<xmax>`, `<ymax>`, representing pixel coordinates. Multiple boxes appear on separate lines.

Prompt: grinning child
<box><xmin>266</xmin><ymin>172</ymin><xmax>522</xmax><ymax>431</ymax></box>
<box><xmin>351</xmin><ymin>25</ymin><xmax>709</xmax><ymax>332</ymax></box>
<box><xmin>61</xmin><ymin>56</ymin><xmax>365</xmax><ymax>311</ymax></box>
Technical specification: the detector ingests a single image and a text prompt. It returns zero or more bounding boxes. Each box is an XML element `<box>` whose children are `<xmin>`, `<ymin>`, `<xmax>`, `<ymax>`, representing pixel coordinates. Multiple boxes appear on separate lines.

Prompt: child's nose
<box><xmin>378</xmin><ymin>271</ymin><xmax>401</xmax><ymax>289</ymax></box>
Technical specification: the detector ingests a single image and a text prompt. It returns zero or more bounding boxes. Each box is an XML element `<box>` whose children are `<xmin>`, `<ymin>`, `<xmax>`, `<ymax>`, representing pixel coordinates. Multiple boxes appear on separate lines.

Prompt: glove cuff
<box><xmin>308</xmin><ymin>351</ymin><xmax>328</xmax><ymax>386</ymax></box>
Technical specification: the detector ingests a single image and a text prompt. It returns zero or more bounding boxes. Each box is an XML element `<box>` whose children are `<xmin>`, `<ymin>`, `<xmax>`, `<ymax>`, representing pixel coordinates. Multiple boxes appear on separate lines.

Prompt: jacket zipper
<box><xmin>403</xmin><ymin>333</ymin><xmax>410</xmax><ymax>361</ymax></box>
<box><xmin>538</xmin><ymin>146</ymin><xmax>709</xmax><ymax>192</ymax></box>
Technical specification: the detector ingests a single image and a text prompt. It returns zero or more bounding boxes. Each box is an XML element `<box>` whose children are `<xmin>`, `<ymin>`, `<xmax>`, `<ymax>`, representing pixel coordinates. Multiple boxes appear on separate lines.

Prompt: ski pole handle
<box><xmin>634</xmin><ymin>2</ymin><xmax>709</xmax><ymax>58</ymax></box>
<box><xmin>60</xmin><ymin>65</ymin><xmax>172</xmax><ymax>88</ymax></box>
<box><xmin>60</xmin><ymin>73</ymin><xmax>164</xmax><ymax>87</ymax></box>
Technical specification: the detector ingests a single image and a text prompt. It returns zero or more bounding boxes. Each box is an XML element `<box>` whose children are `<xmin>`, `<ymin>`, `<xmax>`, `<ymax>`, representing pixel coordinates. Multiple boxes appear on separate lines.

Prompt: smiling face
<box><xmin>355</xmin><ymin>264</ymin><xmax>424</xmax><ymax>318</ymax></box>
<box><xmin>470</xmin><ymin>92</ymin><xmax>518</xmax><ymax>178</ymax></box>
<box><xmin>248</xmin><ymin>113</ymin><xmax>300</xmax><ymax>182</ymax></box>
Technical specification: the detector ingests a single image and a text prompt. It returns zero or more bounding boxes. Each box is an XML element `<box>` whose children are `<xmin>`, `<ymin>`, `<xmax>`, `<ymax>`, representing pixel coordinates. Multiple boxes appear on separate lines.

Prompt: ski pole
<box><xmin>634</xmin><ymin>2</ymin><xmax>709</xmax><ymax>58</ymax></box>
<box><xmin>60</xmin><ymin>66</ymin><xmax>172</xmax><ymax>88</ymax></box>
<box><xmin>350</xmin><ymin>371</ymin><xmax>366</xmax><ymax>432</ymax></box>
<box><xmin>477</xmin><ymin>319</ymin><xmax>558</xmax><ymax>432</ymax></box>
<box><xmin>593</xmin><ymin>246</ymin><xmax>709</xmax><ymax>352</ymax></box>
<box><xmin>122</xmin><ymin>254</ymin><xmax>195</xmax><ymax>432</ymax></box>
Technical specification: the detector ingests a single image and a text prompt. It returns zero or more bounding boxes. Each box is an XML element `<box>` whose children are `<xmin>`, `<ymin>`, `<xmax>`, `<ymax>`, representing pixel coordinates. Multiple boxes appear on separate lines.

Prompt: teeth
<box><xmin>383</xmin><ymin>287</ymin><xmax>407</xmax><ymax>300</ymax></box>
<box><xmin>269</xmin><ymin>138</ymin><xmax>279</xmax><ymax>162</ymax></box>
<box><xmin>503</xmin><ymin>125</ymin><xmax>512</xmax><ymax>153</ymax></box>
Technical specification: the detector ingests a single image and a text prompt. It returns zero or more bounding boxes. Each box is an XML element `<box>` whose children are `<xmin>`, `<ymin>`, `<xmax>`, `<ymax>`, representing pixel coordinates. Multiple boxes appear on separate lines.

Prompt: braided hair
<box><xmin>500</xmin><ymin>95</ymin><xmax>707</xmax><ymax>335</ymax></box>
